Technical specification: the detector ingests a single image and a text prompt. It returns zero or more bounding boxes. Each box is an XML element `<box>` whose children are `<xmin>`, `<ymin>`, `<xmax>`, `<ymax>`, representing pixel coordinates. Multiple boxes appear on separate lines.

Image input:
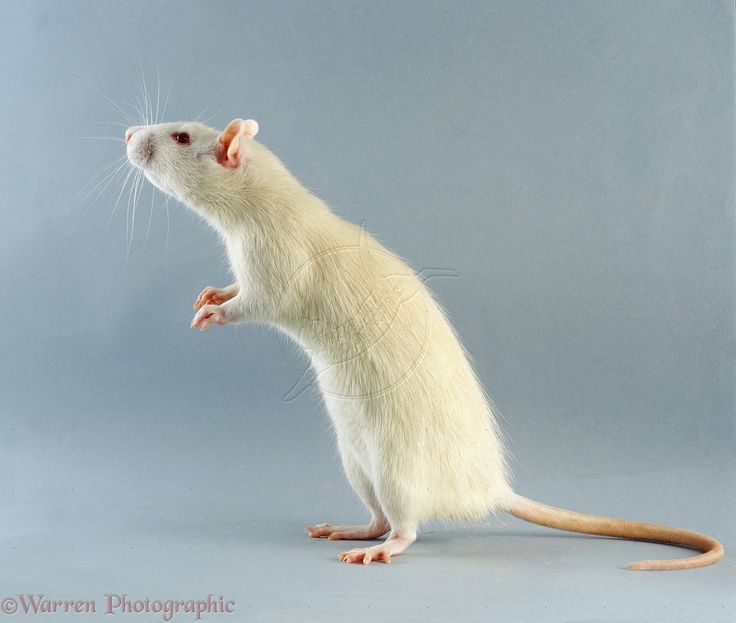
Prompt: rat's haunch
<box><xmin>125</xmin><ymin>118</ymin><xmax>723</xmax><ymax>569</ymax></box>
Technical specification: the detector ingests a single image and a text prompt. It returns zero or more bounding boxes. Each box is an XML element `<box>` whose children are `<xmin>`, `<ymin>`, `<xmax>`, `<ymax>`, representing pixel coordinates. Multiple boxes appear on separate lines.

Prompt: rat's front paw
<box><xmin>191</xmin><ymin>304</ymin><xmax>228</xmax><ymax>332</ymax></box>
<box><xmin>193</xmin><ymin>286</ymin><xmax>237</xmax><ymax>310</ymax></box>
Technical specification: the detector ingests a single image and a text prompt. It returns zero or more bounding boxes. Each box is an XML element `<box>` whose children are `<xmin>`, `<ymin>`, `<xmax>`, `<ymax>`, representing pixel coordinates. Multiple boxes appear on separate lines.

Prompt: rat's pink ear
<box><xmin>217</xmin><ymin>119</ymin><xmax>259</xmax><ymax>169</ymax></box>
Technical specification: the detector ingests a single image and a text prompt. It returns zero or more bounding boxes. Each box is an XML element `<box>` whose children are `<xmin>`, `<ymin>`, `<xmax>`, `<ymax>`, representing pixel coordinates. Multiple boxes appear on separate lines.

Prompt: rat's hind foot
<box><xmin>338</xmin><ymin>528</ymin><xmax>417</xmax><ymax>565</ymax></box>
<box><xmin>306</xmin><ymin>518</ymin><xmax>389</xmax><ymax>541</ymax></box>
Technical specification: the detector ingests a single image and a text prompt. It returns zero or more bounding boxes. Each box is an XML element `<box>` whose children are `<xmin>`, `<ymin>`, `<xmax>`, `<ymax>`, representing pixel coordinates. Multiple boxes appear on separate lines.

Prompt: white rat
<box><xmin>125</xmin><ymin>118</ymin><xmax>723</xmax><ymax>569</ymax></box>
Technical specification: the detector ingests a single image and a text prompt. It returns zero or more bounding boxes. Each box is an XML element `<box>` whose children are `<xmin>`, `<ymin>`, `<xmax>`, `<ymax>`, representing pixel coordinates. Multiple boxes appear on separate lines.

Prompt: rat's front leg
<box><xmin>191</xmin><ymin>296</ymin><xmax>248</xmax><ymax>332</ymax></box>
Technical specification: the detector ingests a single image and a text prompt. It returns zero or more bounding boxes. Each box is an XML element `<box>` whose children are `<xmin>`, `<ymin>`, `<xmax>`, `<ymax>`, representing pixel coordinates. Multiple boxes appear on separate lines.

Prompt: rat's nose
<box><xmin>125</xmin><ymin>126</ymin><xmax>140</xmax><ymax>144</ymax></box>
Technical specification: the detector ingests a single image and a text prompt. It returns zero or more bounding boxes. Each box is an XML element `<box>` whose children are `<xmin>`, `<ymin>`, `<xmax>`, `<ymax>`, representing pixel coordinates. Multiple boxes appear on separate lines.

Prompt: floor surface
<box><xmin>2</xmin><ymin>455</ymin><xmax>733</xmax><ymax>623</ymax></box>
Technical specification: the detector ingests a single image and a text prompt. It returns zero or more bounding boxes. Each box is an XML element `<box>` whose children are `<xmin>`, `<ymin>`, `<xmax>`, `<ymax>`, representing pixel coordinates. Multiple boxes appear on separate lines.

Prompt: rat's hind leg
<box><xmin>338</xmin><ymin>471</ymin><xmax>419</xmax><ymax>564</ymax></box>
<box><xmin>306</xmin><ymin>449</ymin><xmax>390</xmax><ymax>541</ymax></box>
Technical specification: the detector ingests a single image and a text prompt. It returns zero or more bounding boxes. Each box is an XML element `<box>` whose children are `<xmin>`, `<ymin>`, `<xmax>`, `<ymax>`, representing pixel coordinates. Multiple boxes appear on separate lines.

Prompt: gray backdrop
<box><xmin>0</xmin><ymin>1</ymin><xmax>733</xmax><ymax>622</ymax></box>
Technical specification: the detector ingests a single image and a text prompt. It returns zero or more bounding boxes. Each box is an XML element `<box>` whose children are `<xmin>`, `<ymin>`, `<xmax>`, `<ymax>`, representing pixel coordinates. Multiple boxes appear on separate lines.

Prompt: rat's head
<box><xmin>125</xmin><ymin>118</ymin><xmax>260</xmax><ymax>203</ymax></box>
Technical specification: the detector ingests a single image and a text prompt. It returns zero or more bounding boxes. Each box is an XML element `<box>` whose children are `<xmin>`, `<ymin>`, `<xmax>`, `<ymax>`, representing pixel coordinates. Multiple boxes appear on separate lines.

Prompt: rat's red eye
<box><xmin>172</xmin><ymin>132</ymin><xmax>191</xmax><ymax>145</ymax></box>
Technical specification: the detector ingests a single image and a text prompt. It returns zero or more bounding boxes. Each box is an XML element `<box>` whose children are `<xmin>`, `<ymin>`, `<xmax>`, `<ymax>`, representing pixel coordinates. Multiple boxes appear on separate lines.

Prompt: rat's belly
<box><xmin>310</xmin><ymin>345</ymin><xmax>513</xmax><ymax>522</ymax></box>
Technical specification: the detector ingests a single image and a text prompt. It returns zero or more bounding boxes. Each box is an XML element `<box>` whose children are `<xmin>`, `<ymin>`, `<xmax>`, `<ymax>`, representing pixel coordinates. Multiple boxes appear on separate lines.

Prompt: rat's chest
<box><xmin>223</xmin><ymin>235</ymin><xmax>282</xmax><ymax>312</ymax></box>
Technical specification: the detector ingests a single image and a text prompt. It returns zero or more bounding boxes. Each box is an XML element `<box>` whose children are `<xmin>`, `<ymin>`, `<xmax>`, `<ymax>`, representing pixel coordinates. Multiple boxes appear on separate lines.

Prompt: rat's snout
<box><xmin>125</xmin><ymin>126</ymin><xmax>140</xmax><ymax>144</ymax></box>
<box><xmin>126</xmin><ymin>126</ymin><xmax>155</xmax><ymax>168</ymax></box>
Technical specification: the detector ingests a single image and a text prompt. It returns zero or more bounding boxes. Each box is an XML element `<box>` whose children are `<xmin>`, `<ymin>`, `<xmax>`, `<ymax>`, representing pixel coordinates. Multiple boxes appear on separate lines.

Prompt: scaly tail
<box><xmin>506</xmin><ymin>492</ymin><xmax>723</xmax><ymax>570</ymax></box>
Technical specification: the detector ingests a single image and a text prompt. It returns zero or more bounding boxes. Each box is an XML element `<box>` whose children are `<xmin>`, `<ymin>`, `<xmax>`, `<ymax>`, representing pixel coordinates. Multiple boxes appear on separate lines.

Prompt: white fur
<box><xmin>124</xmin><ymin>120</ymin><xmax>724</xmax><ymax>569</ymax></box>
<box><xmin>127</xmin><ymin>120</ymin><xmax>512</xmax><ymax>549</ymax></box>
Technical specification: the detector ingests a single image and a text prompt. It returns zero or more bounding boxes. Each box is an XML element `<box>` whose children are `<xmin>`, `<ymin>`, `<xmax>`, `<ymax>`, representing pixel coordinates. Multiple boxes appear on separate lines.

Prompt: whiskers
<box><xmin>78</xmin><ymin>63</ymin><xmax>172</xmax><ymax>262</ymax></box>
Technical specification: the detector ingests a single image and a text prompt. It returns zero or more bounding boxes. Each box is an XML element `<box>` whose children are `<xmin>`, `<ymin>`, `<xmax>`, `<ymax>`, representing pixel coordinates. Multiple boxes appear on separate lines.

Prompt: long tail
<box><xmin>506</xmin><ymin>492</ymin><xmax>723</xmax><ymax>570</ymax></box>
